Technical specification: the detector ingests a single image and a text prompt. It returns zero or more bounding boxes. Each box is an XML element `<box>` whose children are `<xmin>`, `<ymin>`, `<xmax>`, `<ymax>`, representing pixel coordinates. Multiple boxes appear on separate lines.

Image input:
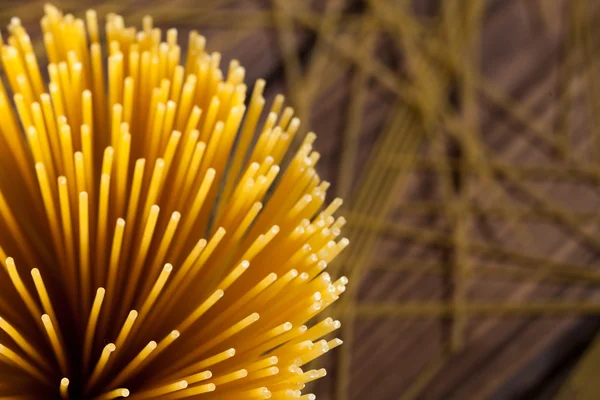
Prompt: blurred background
<box><xmin>3</xmin><ymin>0</ymin><xmax>600</xmax><ymax>398</ymax></box>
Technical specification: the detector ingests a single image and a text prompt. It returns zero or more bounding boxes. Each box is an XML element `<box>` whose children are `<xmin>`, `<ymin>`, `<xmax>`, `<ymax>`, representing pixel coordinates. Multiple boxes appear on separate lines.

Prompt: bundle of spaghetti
<box><xmin>0</xmin><ymin>5</ymin><xmax>348</xmax><ymax>399</ymax></box>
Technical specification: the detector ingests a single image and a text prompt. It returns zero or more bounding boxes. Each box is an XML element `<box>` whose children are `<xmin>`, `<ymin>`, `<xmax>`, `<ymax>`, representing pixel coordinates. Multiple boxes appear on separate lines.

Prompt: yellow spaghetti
<box><xmin>0</xmin><ymin>5</ymin><xmax>348</xmax><ymax>399</ymax></box>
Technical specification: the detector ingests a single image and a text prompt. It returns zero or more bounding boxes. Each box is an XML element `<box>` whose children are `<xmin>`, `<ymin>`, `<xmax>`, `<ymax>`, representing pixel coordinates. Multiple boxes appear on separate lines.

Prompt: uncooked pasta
<box><xmin>0</xmin><ymin>4</ymin><xmax>348</xmax><ymax>399</ymax></box>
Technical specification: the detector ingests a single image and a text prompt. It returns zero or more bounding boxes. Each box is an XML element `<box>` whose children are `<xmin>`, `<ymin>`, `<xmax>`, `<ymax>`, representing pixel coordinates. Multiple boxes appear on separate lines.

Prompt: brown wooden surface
<box><xmin>2</xmin><ymin>0</ymin><xmax>600</xmax><ymax>399</ymax></box>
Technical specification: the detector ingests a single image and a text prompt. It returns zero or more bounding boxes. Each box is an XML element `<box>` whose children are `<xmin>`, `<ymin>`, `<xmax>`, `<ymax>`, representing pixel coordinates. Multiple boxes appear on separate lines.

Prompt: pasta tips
<box><xmin>0</xmin><ymin>4</ymin><xmax>349</xmax><ymax>399</ymax></box>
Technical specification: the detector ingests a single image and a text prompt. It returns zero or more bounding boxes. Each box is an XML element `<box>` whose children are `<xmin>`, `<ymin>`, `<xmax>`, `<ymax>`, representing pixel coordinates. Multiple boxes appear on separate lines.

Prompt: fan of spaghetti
<box><xmin>0</xmin><ymin>4</ymin><xmax>348</xmax><ymax>399</ymax></box>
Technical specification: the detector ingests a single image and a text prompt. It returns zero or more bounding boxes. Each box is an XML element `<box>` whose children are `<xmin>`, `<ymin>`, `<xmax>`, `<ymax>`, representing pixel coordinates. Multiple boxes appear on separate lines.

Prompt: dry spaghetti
<box><xmin>0</xmin><ymin>4</ymin><xmax>348</xmax><ymax>399</ymax></box>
